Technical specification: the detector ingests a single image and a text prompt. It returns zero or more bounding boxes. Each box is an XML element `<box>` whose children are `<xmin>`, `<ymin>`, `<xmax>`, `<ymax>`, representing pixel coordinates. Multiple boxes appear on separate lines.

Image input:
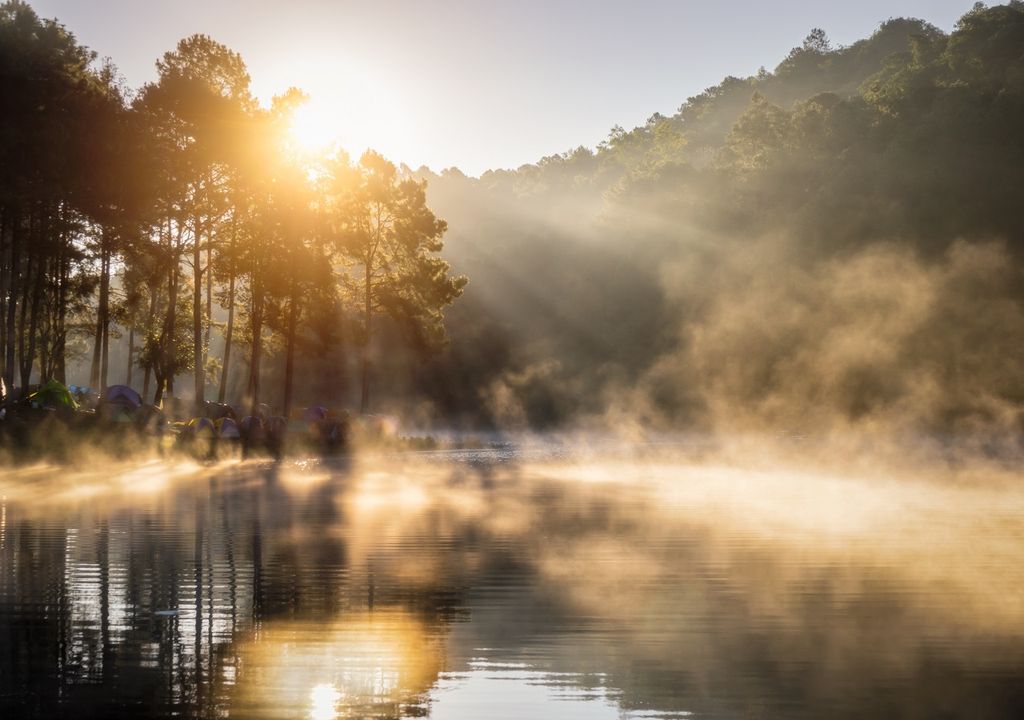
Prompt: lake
<box><xmin>1</xmin><ymin>445</ymin><xmax>1022</xmax><ymax>718</ymax></box>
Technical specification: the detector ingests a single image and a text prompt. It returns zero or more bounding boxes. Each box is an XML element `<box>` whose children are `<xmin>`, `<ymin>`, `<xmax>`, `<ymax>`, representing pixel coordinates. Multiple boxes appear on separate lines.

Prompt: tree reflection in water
<box><xmin>0</xmin><ymin>452</ymin><xmax>1022</xmax><ymax>719</ymax></box>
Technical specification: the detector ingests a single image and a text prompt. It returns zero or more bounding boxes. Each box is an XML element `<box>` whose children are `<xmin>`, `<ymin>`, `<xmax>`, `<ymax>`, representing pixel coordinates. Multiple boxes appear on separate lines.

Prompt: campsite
<box><xmin>0</xmin><ymin>378</ymin><xmax>359</xmax><ymax>460</ymax></box>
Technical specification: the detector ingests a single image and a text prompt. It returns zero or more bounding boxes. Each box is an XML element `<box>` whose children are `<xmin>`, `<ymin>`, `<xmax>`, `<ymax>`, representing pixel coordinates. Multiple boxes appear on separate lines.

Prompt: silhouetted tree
<box><xmin>326</xmin><ymin>151</ymin><xmax>466</xmax><ymax>413</ymax></box>
<box><xmin>135</xmin><ymin>34</ymin><xmax>254</xmax><ymax>408</ymax></box>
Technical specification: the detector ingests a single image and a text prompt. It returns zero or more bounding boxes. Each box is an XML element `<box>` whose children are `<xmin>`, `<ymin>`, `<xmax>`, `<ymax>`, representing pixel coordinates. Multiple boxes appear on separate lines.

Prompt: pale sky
<box><xmin>28</xmin><ymin>0</ymin><xmax>971</xmax><ymax>175</ymax></box>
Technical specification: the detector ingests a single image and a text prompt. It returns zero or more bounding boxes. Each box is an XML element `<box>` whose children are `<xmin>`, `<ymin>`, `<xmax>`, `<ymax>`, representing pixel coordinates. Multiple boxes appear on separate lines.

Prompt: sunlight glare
<box><xmin>289</xmin><ymin>99</ymin><xmax>341</xmax><ymax>154</ymax></box>
<box><xmin>309</xmin><ymin>683</ymin><xmax>340</xmax><ymax>720</ymax></box>
<box><xmin>235</xmin><ymin>612</ymin><xmax>437</xmax><ymax>717</ymax></box>
<box><xmin>285</xmin><ymin>69</ymin><xmax>408</xmax><ymax>160</ymax></box>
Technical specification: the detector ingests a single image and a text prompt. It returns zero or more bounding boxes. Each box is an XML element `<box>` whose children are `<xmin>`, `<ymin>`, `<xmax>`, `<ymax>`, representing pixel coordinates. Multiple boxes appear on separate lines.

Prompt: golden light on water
<box><xmin>3</xmin><ymin>451</ymin><xmax>1024</xmax><ymax>717</ymax></box>
<box><xmin>231</xmin><ymin>610</ymin><xmax>442</xmax><ymax>717</ymax></box>
<box><xmin>309</xmin><ymin>683</ymin><xmax>341</xmax><ymax>720</ymax></box>
<box><xmin>0</xmin><ymin>459</ymin><xmax>222</xmax><ymax>512</ymax></box>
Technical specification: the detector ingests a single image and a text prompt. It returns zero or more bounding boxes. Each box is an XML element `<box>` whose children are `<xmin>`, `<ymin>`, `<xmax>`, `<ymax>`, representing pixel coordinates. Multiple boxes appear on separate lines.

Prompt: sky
<box><xmin>28</xmin><ymin>0</ymin><xmax>972</xmax><ymax>175</ymax></box>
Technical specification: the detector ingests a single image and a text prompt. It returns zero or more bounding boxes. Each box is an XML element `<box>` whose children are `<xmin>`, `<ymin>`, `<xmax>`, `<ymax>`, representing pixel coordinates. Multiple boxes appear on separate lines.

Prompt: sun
<box><xmin>283</xmin><ymin>71</ymin><xmax>409</xmax><ymax>161</ymax></box>
<box><xmin>288</xmin><ymin>98</ymin><xmax>341</xmax><ymax>154</ymax></box>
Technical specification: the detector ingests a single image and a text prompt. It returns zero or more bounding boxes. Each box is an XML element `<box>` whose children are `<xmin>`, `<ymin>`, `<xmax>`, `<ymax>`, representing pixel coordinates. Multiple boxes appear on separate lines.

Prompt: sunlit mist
<box><xmin>2</xmin><ymin>448</ymin><xmax>1024</xmax><ymax>718</ymax></box>
<box><xmin>3</xmin><ymin>1</ymin><xmax>1024</xmax><ymax>718</ymax></box>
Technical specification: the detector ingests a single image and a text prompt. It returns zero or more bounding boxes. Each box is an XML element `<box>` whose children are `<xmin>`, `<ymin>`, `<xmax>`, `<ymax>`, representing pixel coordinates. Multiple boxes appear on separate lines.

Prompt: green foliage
<box><xmin>4</xmin><ymin>1</ymin><xmax>1024</xmax><ymax>431</ymax></box>
<box><xmin>0</xmin><ymin>4</ymin><xmax>466</xmax><ymax>415</ymax></box>
<box><xmin>327</xmin><ymin>151</ymin><xmax>467</xmax><ymax>354</ymax></box>
<box><xmin>415</xmin><ymin>3</ymin><xmax>1024</xmax><ymax>431</ymax></box>
<box><xmin>137</xmin><ymin>295</ymin><xmax>194</xmax><ymax>381</ymax></box>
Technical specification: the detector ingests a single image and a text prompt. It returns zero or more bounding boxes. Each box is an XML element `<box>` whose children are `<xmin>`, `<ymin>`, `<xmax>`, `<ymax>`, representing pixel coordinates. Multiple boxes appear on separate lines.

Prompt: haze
<box><xmin>4</xmin><ymin>1</ymin><xmax>1024</xmax><ymax>718</ymax></box>
<box><xmin>28</xmin><ymin>0</ymin><xmax>969</xmax><ymax>174</ymax></box>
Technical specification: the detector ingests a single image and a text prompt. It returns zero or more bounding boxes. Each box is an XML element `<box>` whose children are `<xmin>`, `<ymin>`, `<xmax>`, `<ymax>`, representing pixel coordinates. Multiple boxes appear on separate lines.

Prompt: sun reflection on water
<box><xmin>309</xmin><ymin>682</ymin><xmax>341</xmax><ymax>720</ymax></box>
<box><xmin>231</xmin><ymin>610</ymin><xmax>443</xmax><ymax>718</ymax></box>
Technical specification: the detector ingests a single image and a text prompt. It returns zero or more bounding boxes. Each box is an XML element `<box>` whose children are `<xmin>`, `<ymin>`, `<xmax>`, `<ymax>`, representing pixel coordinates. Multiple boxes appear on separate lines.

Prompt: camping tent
<box><xmin>99</xmin><ymin>402</ymin><xmax>134</xmax><ymax>423</ymax></box>
<box><xmin>302</xmin><ymin>405</ymin><xmax>328</xmax><ymax>423</ymax></box>
<box><xmin>239</xmin><ymin>415</ymin><xmax>265</xmax><ymax>443</ymax></box>
<box><xmin>202</xmin><ymin>401</ymin><xmax>236</xmax><ymax>420</ymax></box>
<box><xmin>26</xmin><ymin>379</ymin><xmax>78</xmax><ymax>410</ymax></box>
<box><xmin>188</xmin><ymin>416</ymin><xmax>216</xmax><ymax>435</ymax></box>
<box><xmin>104</xmin><ymin>384</ymin><xmax>142</xmax><ymax>409</ymax></box>
<box><xmin>217</xmin><ymin>417</ymin><xmax>241</xmax><ymax>439</ymax></box>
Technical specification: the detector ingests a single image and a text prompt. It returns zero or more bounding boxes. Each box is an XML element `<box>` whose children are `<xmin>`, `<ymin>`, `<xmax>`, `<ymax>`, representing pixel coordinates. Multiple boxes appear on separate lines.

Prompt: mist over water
<box><xmin>3</xmin><ymin>4</ymin><xmax>1024</xmax><ymax>718</ymax></box>
<box><xmin>2</xmin><ymin>446</ymin><xmax>1022</xmax><ymax>719</ymax></box>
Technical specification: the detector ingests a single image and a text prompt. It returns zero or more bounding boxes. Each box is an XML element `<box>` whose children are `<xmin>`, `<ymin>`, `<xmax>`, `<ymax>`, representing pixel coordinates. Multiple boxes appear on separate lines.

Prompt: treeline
<box><xmin>0</xmin><ymin>0</ymin><xmax>465</xmax><ymax>416</ymax></box>
<box><xmin>5</xmin><ymin>1</ymin><xmax>1024</xmax><ymax>435</ymax></box>
<box><xmin>416</xmin><ymin>2</ymin><xmax>1024</xmax><ymax>436</ymax></box>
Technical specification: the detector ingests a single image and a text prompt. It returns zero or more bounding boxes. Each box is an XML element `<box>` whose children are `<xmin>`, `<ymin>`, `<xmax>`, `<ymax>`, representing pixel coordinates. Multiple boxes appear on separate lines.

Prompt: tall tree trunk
<box><xmin>17</xmin><ymin>240</ymin><xmax>33</xmax><ymax>389</ymax></box>
<box><xmin>22</xmin><ymin>246</ymin><xmax>45</xmax><ymax>387</ymax></box>
<box><xmin>193</xmin><ymin>216</ymin><xmax>205</xmax><ymax>409</ymax></box>
<box><xmin>154</xmin><ymin>373</ymin><xmax>165</xmax><ymax>406</ymax></box>
<box><xmin>360</xmin><ymin>267</ymin><xmax>372</xmax><ymax>414</ymax></box>
<box><xmin>4</xmin><ymin>210</ymin><xmax>18</xmax><ymax>394</ymax></box>
<box><xmin>0</xmin><ymin>206</ymin><xmax>8</xmax><ymax>383</ymax></box>
<box><xmin>39</xmin><ymin>262</ymin><xmax>50</xmax><ymax>382</ymax></box>
<box><xmin>159</xmin><ymin>244</ymin><xmax>179</xmax><ymax>405</ymax></box>
<box><xmin>90</xmin><ymin>232</ymin><xmax>111</xmax><ymax>389</ymax></box>
<box><xmin>142</xmin><ymin>286</ymin><xmax>157</xmax><ymax>401</ymax></box>
<box><xmin>99</xmin><ymin>249</ymin><xmax>111</xmax><ymax>391</ymax></box>
<box><xmin>218</xmin><ymin>269</ymin><xmax>235</xmax><ymax>404</ymax></box>
<box><xmin>55</xmin><ymin>244</ymin><xmax>68</xmax><ymax>384</ymax></box>
<box><xmin>205</xmin><ymin>240</ymin><xmax>212</xmax><ymax>350</ymax></box>
<box><xmin>126</xmin><ymin>326</ymin><xmax>135</xmax><ymax>387</ymax></box>
<box><xmin>283</xmin><ymin>283</ymin><xmax>298</xmax><ymax>417</ymax></box>
<box><xmin>40</xmin><ymin>232</ymin><xmax>59</xmax><ymax>380</ymax></box>
<box><xmin>90</xmin><ymin>316</ymin><xmax>101</xmax><ymax>387</ymax></box>
<box><xmin>247</xmin><ymin>282</ymin><xmax>263</xmax><ymax>415</ymax></box>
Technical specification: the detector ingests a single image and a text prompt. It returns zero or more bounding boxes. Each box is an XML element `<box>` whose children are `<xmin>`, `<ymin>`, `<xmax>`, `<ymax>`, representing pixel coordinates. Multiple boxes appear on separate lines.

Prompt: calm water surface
<box><xmin>1</xmin><ymin>448</ymin><xmax>1022</xmax><ymax>718</ymax></box>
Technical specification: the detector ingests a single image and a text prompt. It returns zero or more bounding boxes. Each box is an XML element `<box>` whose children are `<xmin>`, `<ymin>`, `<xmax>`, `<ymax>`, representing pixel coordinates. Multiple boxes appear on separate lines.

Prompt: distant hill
<box><xmin>410</xmin><ymin>3</ymin><xmax>1024</xmax><ymax>436</ymax></box>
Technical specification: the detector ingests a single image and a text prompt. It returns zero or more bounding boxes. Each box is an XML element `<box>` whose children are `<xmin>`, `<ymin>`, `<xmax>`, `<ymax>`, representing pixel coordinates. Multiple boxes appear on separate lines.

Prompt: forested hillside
<box><xmin>3</xmin><ymin>1</ymin><xmax>1022</xmax><ymax>437</ymax></box>
<box><xmin>417</xmin><ymin>2</ymin><xmax>1024</xmax><ymax>437</ymax></box>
